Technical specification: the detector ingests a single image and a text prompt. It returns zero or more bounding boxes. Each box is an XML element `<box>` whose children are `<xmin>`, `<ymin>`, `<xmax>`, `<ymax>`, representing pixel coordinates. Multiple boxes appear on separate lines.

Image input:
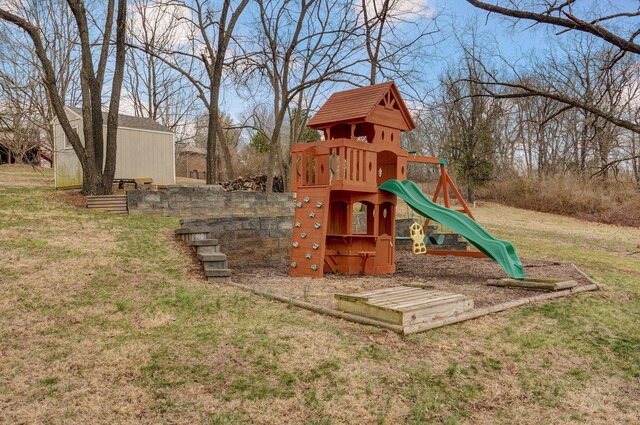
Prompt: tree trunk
<box><xmin>0</xmin><ymin>1</ymin><xmax>125</xmax><ymax>196</ymax></box>
<box><xmin>206</xmin><ymin>84</ymin><xmax>220</xmax><ymax>184</ymax></box>
<box><xmin>101</xmin><ymin>0</ymin><xmax>127</xmax><ymax>194</ymax></box>
<box><xmin>266</xmin><ymin>109</ymin><xmax>286</xmax><ymax>193</ymax></box>
<box><xmin>467</xmin><ymin>181</ymin><xmax>475</xmax><ymax>203</ymax></box>
<box><xmin>215</xmin><ymin>123</ymin><xmax>234</xmax><ymax>180</ymax></box>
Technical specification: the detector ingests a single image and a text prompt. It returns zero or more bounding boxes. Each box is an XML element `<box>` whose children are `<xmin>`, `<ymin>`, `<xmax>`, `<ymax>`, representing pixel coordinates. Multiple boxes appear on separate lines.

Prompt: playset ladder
<box><xmin>289</xmin><ymin>186</ymin><xmax>331</xmax><ymax>277</ymax></box>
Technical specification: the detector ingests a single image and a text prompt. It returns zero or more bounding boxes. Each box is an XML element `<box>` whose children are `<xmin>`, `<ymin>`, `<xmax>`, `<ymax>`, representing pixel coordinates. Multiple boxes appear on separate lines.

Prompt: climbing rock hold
<box><xmin>316</xmin><ymin>201</ymin><xmax>323</xmax><ymax>208</ymax></box>
<box><xmin>305</xmin><ymin>253</ymin><xmax>312</xmax><ymax>259</ymax></box>
<box><xmin>310</xmin><ymin>264</ymin><xmax>318</xmax><ymax>271</ymax></box>
<box><xmin>309</xmin><ymin>212</ymin><xmax>315</xmax><ymax>218</ymax></box>
<box><xmin>312</xmin><ymin>243</ymin><xmax>319</xmax><ymax>250</ymax></box>
<box><xmin>292</xmin><ymin>242</ymin><xmax>299</xmax><ymax>248</ymax></box>
<box><xmin>314</xmin><ymin>222</ymin><xmax>321</xmax><ymax>229</ymax></box>
<box><xmin>301</xmin><ymin>233</ymin><xmax>307</xmax><ymax>238</ymax></box>
<box><xmin>296</xmin><ymin>202</ymin><xmax>302</xmax><ymax>208</ymax></box>
<box><xmin>295</xmin><ymin>221</ymin><xmax>301</xmax><ymax>227</ymax></box>
<box><xmin>304</xmin><ymin>196</ymin><xmax>310</xmax><ymax>203</ymax></box>
<box><xmin>290</xmin><ymin>262</ymin><xmax>297</xmax><ymax>268</ymax></box>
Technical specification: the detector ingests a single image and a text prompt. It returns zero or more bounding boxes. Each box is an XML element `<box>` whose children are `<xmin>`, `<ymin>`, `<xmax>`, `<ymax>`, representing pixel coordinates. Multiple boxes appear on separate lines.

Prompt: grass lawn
<box><xmin>1</xmin><ymin>164</ymin><xmax>638</xmax><ymax>424</ymax></box>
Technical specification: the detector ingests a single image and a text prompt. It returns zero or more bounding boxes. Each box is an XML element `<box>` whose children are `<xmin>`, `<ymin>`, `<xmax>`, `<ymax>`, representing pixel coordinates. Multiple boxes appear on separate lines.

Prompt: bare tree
<box><xmin>357</xmin><ymin>0</ymin><xmax>439</xmax><ymax>87</ymax></box>
<box><xmin>463</xmin><ymin>0</ymin><xmax>640</xmax><ymax>174</ymax></box>
<box><xmin>125</xmin><ymin>0</ymin><xmax>197</xmax><ymax>143</ymax></box>
<box><xmin>0</xmin><ymin>0</ymin><xmax>128</xmax><ymax>195</ymax></box>
<box><xmin>129</xmin><ymin>0</ymin><xmax>249</xmax><ymax>184</ymax></box>
<box><xmin>441</xmin><ymin>57</ymin><xmax>502</xmax><ymax>202</ymax></box>
<box><xmin>465</xmin><ymin>0</ymin><xmax>640</xmax><ymax>55</ymax></box>
<box><xmin>0</xmin><ymin>0</ymin><xmax>81</xmax><ymax>165</ymax></box>
<box><xmin>242</xmin><ymin>0</ymin><xmax>367</xmax><ymax>192</ymax></box>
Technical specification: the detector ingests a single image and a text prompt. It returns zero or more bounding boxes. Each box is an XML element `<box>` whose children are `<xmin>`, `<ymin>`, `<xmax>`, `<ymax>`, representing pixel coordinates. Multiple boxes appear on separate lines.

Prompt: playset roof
<box><xmin>307</xmin><ymin>81</ymin><xmax>416</xmax><ymax>130</ymax></box>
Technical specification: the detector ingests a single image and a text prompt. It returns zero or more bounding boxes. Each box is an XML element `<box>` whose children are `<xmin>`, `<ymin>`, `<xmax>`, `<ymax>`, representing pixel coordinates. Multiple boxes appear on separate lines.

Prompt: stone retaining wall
<box><xmin>180</xmin><ymin>216</ymin><xmax>293</xmax><ymax>265</ymax></box>
<box><xmin>127</xmin><ymin>186</ymin><xmax>294</xmax><ymax>218</ymax></box>
<box><xmin>138</xmin><ymin>187</ymin><xmax>468</xmax><ymax>264</ymax></box>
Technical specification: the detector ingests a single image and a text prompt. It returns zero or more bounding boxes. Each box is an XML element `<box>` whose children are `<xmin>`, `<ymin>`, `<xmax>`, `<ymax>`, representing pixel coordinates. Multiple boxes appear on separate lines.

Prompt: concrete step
<box><xmin>176</xmin><ymin>229</ymin><xmax>211</xmax><ymax>243</ymax></box>
<box><xmin>204</xmin><ymin>268</ymin><xmax>231</xmax><ymax>278</ymax></box>
<box><xmin>175</xmin><ymin>226</ymin><xmax>212</xmax><ymax>235</ymax></box>
<box><xmin>207</xmin><ymin>276</ymin><xmax>230</xmax><ymax>283</ymax></box>
<box><xmin>175</xmin><ymin>228</ymin><xmax>211</xmax><ymax>242</ymax></box>
<box><xmin>191</xmin><ymin>239</ymin><xmax>221</xmax><ymax>256</ymax></box>
<box><xmin>190</xmin><ymin>238</ymin><xmax>219</xmax><ymax>247</ymax></box>
<box><xmin>198</xmin><ymin>252</ymin><xmax>227</xmax><ymax>262</ymax></box>
<box><xmin>204</xmin><ymin>260</ymin><xmax>228</xmax><ymax>270</ymax></box>
<box><xmin>196</xmin><ymin>245</ymin><xmax>221</xmax><ymax>256</ymax></box>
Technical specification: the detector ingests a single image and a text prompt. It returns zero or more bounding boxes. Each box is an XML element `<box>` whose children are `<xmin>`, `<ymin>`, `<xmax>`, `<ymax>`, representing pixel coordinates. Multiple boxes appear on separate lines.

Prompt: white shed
<box><xmin>53</xmin><ymin>106</ymin><xmax>176</xmax><ymax>188</ymax></box>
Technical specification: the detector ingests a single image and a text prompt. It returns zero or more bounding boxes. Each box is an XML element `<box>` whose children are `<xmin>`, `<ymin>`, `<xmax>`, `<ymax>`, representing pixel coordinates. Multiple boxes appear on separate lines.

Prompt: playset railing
<box><xmin>290</xmin><ymin>139</ymin><xmax>379</xmax><ymax>191</ymax></box>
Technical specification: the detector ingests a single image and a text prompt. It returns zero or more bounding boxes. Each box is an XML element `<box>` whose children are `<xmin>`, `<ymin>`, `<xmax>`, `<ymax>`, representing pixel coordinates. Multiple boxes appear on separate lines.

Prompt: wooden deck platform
<box><xmin>335</xmin><ymin>286</ymin><xmax>473</xmax><ymax>327</ymax></box>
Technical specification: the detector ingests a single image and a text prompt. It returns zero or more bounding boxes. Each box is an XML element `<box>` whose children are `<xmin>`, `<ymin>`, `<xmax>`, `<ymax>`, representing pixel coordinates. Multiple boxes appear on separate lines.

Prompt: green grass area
<box><xmin>1</xmin><ymin>165</ymin><xmax>638</xmax><ymax>424</ymax></box>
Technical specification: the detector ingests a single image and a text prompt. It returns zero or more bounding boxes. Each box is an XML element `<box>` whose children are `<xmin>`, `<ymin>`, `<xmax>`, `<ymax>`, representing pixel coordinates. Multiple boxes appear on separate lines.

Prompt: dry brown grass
<box><xmin>1</xmin><ymin>164</ymin><xmax>638</xmax><ymax>424</ymax></box>
<box><xmin>477</xmin><ymin>175</ymin><xmax>640</xmax><ymax>227</ymax></box>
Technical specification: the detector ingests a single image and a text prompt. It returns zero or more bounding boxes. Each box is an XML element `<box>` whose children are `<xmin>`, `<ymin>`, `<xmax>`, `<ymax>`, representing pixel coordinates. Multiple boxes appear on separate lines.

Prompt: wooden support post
<box><xmin>431</xmin><ymin>177</ymin><xmax>441</xmax><ymax>203</ymax></box>
<box><xmin>424</xmin><ymin>166</ymin><xmax>445</xmax><ymax>230</ymax></box>
<box><xmin>446</xmin><ymin>173</ymin><xmax>476</xmax><ymax>221</ymax></box>
<box><xmin>373</xmin><ymin>204</ymin><xmax>379</xmax><ymax>237</ymax></box>
<box><xmin>441</xmin><ymin>164</ymin><xmax>450</xmax><ymax>208</ymax></box>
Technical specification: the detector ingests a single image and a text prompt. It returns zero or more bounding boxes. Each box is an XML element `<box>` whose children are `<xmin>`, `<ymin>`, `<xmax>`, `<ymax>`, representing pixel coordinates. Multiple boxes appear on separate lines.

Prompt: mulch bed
<box><xmin>232</xmin><ymin>250</ymin><xmax>592</xmax><ymax>309</ymax></box>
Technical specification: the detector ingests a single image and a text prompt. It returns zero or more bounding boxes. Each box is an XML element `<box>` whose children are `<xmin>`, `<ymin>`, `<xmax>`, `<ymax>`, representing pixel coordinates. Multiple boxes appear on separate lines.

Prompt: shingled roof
<box><xmin>178</xmin><ymin>145</ymin><xmax>206</xmax><ymax>155</ymax></box>
<box><xmin>307</xmin><ymin>81</ymin><xmax>415</xmax><ymax>130</ymax></box>
<box><xmin>67</xmin><ymin>107</ymin><xmax>172</xmax><ymax>134</ymax></box>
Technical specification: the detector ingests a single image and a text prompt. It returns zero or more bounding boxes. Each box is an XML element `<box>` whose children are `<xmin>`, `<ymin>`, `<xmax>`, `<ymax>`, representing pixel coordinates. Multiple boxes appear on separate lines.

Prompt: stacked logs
<box><xmin>220</xmin><ymin>175</ymin><xmax>285</xmax><ymax>192</ymax></box>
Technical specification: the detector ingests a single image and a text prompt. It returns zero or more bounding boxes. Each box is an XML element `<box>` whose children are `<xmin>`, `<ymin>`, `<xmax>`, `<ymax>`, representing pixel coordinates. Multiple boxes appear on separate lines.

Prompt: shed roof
<box><xmin>178</xmin><ymin>145</ymin><xmax>206</xmax><ymax>155</ymax></box>
<box><xmin>307</xmin><ymin>81</ymin><xmax>415</xmax><ymax>130</ymax></box>
<box><xmin>67</xmin><ymin>107</ymin><xmax>173</xmax><ymax>134</ymax></box>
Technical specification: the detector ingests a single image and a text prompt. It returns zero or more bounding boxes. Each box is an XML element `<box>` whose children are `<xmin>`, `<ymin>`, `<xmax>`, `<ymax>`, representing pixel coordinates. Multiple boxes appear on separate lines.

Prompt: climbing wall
<box><xmin>289</xmin><ymin>186</ymin><xmax>331</xmax><ymax>277</ymax></box>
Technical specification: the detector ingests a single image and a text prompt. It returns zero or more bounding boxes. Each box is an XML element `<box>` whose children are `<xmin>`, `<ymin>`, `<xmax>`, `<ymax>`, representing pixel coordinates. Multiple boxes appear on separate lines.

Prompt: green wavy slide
<box><xmin>379</xmin><ymin>179</ymin><xmax>525</xmax><ymax>279</ymax></box>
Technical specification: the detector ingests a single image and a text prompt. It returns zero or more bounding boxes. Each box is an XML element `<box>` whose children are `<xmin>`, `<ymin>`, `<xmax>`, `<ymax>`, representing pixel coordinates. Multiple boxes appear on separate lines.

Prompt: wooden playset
<box><xmin>287</xmin><ymin>81</ymin><xmax>509</xmax><ymax>278</ymax></box>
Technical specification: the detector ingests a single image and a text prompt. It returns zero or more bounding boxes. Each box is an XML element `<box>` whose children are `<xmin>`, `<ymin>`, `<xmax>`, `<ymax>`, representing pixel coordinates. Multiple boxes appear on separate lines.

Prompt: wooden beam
<box><xmin>226</xmin><ymin>280</ymin><xmax>599</xmax><ymax>335</ymax></box>
<box><xmin>424</xmin><ymin>249</ymin><xmax>487</xmax><ymax>258</ymax></box>
<box><xmin>487</xmin><ymin>278</ymin><xmax>578</xmax><ymax>291</ymax></box>
<box><xmin>406</xmin><ymin>155</ymin><xmax>441</xmax><ymax>164</ymax></box>
<box><xmin>402</xmin><ymin>284</ymin><xmax>599</xmax><ymax>334</ymax></box>
<box><xmin>226</xmin><ymin>281</ymin><xmax>403</xmax><ymax>333</ymax></box>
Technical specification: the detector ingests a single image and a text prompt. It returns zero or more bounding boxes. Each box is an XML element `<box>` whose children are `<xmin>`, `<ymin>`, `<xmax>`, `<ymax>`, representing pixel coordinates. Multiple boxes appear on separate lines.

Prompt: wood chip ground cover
<box><xmin>233</xmin><ymin>254</ymin><xmax>591</xmax><ymax>309</ymax></box>
<box><xmin>0</xmin><ymin>165</ymin><xmax>638</xmax><ymax>424</ymax></box>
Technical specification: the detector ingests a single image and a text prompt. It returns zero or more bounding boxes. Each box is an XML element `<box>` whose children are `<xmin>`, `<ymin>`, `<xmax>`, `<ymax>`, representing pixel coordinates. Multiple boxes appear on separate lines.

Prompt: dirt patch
<box><xmin>55</xmin><ymin>190</ymin><xmax>86</xmax><ymax>208</ymax></box>
<box><xmin>232</xmin><ymin>250</ymin><xmax>592</xmax><ymax>310</ymax></box>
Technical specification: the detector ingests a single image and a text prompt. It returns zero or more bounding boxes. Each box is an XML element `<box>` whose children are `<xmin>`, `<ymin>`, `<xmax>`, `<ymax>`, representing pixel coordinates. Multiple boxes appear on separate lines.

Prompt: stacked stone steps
<box><xmin>175</xmin><ymin>227</ymin><xmax>231</xmax><ymax>283</ymax></box>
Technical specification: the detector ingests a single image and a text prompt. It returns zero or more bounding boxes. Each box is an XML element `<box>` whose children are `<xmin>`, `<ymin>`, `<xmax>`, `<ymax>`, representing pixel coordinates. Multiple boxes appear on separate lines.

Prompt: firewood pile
<box><xmin>220</xmin><ymin>175</ymin><xmax>285</xmax><ymax>192</ymax></box>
